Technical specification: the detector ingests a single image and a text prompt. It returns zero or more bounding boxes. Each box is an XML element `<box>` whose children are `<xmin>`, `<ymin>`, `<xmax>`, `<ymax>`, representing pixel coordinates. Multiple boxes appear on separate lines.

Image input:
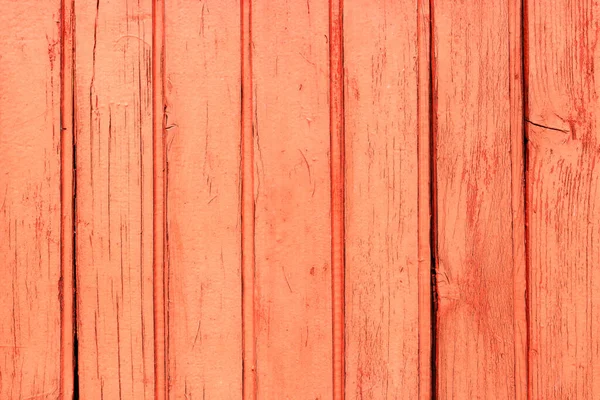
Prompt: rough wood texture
<box><xmin>251</xmin><ymin>0</ymin><xmax>333</xmax><ymax>397</ymax></box>
<box><xmin>432</xmin><ymin>1</ymin><xmax>526</xmax><ymax>397</ymax></box>
<box><xmin>527</xmin><ymin>0</ymin><xmax>600</xmax><ymax>397</ymax></box>
<box><xmin>0</xmin><ymin>1</ymin><xmax>64</xmax><ymax>398</ymax></box>
<box><xmin>75</xmin><ymin>0</ymin><xmax>155</xmax><ymax>397</ymax></box>
<box><xmin>163</xmin><ymin>0</ymin><xmax>242</xmax><ymax>397</ymax></box>
<box><xmin>8</xmin><ymin>2</ymin><xmax>600</xmax><ymax>398</ymax></box>
<box><xmin>343</xmin><ymin>0</ymin><xmax>425</xmax><ymax>398</ymax></box>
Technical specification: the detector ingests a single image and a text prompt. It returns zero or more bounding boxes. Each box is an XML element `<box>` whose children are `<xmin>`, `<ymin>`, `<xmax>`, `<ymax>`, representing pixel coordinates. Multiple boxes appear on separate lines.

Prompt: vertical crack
<box><xmin>521</xmin><ymin>0</ymin><xmax>531</xmax><ymax>397</ymax></box>
<box><xmin>428</xmin><ymin>0</ymin><xmax>439</xmax><ymax>398</ymax></box>
<box><xmin>60</xmin><ymin>0</ymin><xmax>78</xmax><ymax>397</ymax></box>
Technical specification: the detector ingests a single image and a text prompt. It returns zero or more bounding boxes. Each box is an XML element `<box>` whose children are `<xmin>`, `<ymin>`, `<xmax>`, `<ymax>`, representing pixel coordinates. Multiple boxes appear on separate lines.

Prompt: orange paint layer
<box><xmin>0</xmin><ymin>1</ymin><xmax>64</xmax><ymax>398</ymax></box>
<box><xmin>164</xmin><ymin>0</ymin><xmax>243</xmax><ymax>397</ymax></box>
<box><xmin>526</xmin><ymin>0</ymin><xmax>600</xmax><ymax>397</ymax></box>
<box><xmin>251</xmin><ymin>0</ymin><xmax>333</xmax><ymax>397</ymax></box>
<box><xmin>432</xmin><ymin>0</ymin><xmax>527</xmax><ymax>397</ymax></box>
<box><xmin>75</xmin><ymin>0</ymin><xmax>155</xmax><ymax>397</ymax></box>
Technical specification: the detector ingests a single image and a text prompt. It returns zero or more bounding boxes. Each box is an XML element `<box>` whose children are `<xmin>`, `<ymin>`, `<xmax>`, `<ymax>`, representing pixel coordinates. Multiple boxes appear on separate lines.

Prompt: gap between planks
<box><xmin>60</xmin><ymin>0</ymin><xmax>76</xmax><ymax>397</ymax></box>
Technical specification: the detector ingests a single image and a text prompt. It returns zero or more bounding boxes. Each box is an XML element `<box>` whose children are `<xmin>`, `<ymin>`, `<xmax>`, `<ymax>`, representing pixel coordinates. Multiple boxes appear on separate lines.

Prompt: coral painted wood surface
<box><xmin>431</xmin><ymin>0</ymin><xmax>527</xmax><ymax>398</ymax></box>
<box><xmin>1</xmin><ymin>0</ymin><xmax>600</xmax><ymax>398</ymax></box>
<box><xmin>526</xmin><ymin>0</ymin><xmax>600</xmax><ymax>397</ymax></box>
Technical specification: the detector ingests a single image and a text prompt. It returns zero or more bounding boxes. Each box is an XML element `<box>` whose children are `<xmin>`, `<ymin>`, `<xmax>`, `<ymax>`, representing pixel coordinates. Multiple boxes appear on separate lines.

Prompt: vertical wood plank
<box><xmin>343</xmin><ymin>0</ymin><xmax>428</xmax><ymax>398</ymax></box>
<box><xmin>152</xmin><ymin>0</ymin><xmax>167</xmax><ymax>397</ymax></box>
<box><xmin>251</xmin><ymin>0</ymin><xmax>333</xmax><ymax>397</ymax></box>
<box><xmin>75</xmin><ymin>0</ymin><xmax>155</xmax><ymax>397</ymax></box>
<box><xmin>0</xmin><ymin>1</ymin><xmax>64</xmax><ymax>398</ymax></box>
<box><xmin>330</xmin><ymin>0</ymin><xmax>344</xmax><ymax>398</ymax></box>
<box><xmin>526</xmin><ymin>0</ymin><xmax>600</xmax><ymax>397</ymax></box>
<box><xmin>61</xmin><ymin>0</ymin><xmax>76</xmax><ymax>397</ymax></box>
<box><xmin>416</xmin><ymin>0</ymin><xmax>433</xmax><ymax>398</ymax></box>
<box><xmin>432</xmin><ymin>1</ymin><xmax>526</xmax><ymax>397</ymax></box>
<box><xmin>163</xmin><ymin>0</ymin><xmax>242</xmax><ymax>397</ymax></box>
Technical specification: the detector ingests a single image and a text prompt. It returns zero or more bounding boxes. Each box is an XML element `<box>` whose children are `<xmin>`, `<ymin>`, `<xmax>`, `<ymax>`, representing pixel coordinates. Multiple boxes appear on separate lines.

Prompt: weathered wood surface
<box><xmin>164</xmin><ymin>0</ymin><xmax>242</xmax><ymax>397</ymax></box>
<box><xmin>432</xmin><ymin>1</ymin><xmax>527</xmax><ymax>397</ymax></box>
<box><xmin>343</xmin><ymin>0</ymin><xmax>430</xmax><ymax>398</ymax></box>
<box><xmin>251</xmin><ymin>0</ymin><xmax>333</xmax><ymax>398</ymax></box>
<box><xmin>0</xmin><ymin>1</ymin><xmax>67</xmax><ymax>398</ymax></box>
<box><xmin>75</xmin><ymin>0</ymin><xmax>155</xmax><ymax>397</ymax></box>
<box><xmin>2</xmin><ymin>1</ymin><xmax>600</xmax><ymax>398</ymax></box>
<box><xmin>527</xmin><ymin>0</ymin><xmax>600</xmax><ymax>397</ymax></box>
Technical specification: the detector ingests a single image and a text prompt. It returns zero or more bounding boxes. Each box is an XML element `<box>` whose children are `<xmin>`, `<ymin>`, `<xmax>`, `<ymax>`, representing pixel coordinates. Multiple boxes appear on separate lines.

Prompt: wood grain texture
<box><xmin>163</xmin><ymin>0</ymin><xmax>242</xmax><ymax>397</ymax></box>
<box><xmin>330</xmin><ymin>0</ymin><xmax>344</xmax><ymax>398</ymax></box>
<box><xmin>416</xmin><ymin>0</ymin><xmax>433</xmax><ymax>398</ymax></box>
<box><xmin>251</xmin><ymin>0</ymin><xmax>333</xmax><ymax>397</ymax></box>
<box><xmin>343</xmin><ymin>0</ymin><xmax>424</xmax><ymax>398</ymax></box>
<box><xmin>75</xmin><ymin>0</ymin><xmax>155</xmax><ymax>397</ymax></box>
<box><xmin>0</xmin><ymin>1</ymin><xmax>64</xmax><ymax>398</ymax></box>
<box><xmin>526</xmin><ymin>0</ymin><xmax>600</xmax><ymax>397</ymax></box>
<box><xmin>432</xmin><ymin>0</ymin><xmax>526</xmax><ymax>397</ymax></box>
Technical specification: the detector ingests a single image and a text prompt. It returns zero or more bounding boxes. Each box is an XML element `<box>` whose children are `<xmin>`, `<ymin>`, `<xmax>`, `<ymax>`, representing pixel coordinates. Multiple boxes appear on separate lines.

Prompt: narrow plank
<box><xmin>152</xmin><ymin>0</ymin><xmax>167</xmax><ymax>397</ymax></box>
<box><xmin>163</xmin><ymin>0</ymin><xmax>242</xmax><ymax>397</ymax></box>
<box><xmin>75</xmin><ymin>0</ymin><xmax>155</xmax><ymax>397</ymax></box>
<box><xmin>61</xmin><ymin>0</ymin><xmax>76</xmax><ymax>396</ymax></box>
<box><xmin>330</xmin><ymin>0</ymin><xmax>344</xmax><ymax>398</ymax></box>
<box><xmin>417</xmin><ymin>0</ymin><xmax>433</xmax><ymax>398</ymax></box>
<box><xmin>526</xmin><ymin>0</ymin><xmax>600</xmax><ymax>397</ymax></box>
<box><xmin>343</xmin><ymin>0</ymin><xmax>424</xmax><ymax>398</ymax></box>
<box><xmin>251</xmin><ymin>0</ymin><xmax>333</xmax><ymax>397</ymax></box>
<box><xmin>0</xmin><ymin>1</ymin><xmax>63</xmax><ymax>398</ymax></box>
<box><xmin>432</xmin><ymin>1</ymin><xmax>526</xmax><ymax>397</ymax></box>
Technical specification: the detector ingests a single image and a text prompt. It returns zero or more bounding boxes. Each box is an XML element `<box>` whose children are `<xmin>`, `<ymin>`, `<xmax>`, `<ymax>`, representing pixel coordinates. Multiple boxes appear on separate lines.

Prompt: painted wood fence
<box><xmin>1</xmin><ymin>0</ymin><xmax>598</xmax><ymax>399</ymax></box>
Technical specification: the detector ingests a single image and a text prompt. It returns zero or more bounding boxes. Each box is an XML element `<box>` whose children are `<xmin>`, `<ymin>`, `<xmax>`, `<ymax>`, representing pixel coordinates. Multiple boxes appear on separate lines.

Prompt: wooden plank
<box><xmin>526</xmin><ymin>0</ymin><xmax>600</xmax><ymax>397</ymax></box>
<box><xmin>416</xmin><ymin>1</ymin><xmax>433</xmax><ymax>398</ymax></box>
<box><xmin>163</xmin><ymin>1</ymin><xmax>242</xmax><ymax>398</ymax></box>
<box><xmin>74</xmin><ymin>0</ymin><xmax>155</xmax><ymax>397</ymax></box>
<box><xmin>330</xmin><ymin>0</ymin><xmax>344</xmax><ymax>398</ymax></box>
<box><xmin>432</xmin><ymin>1</ymin><xmax>526</xmax><ymax>397</ymax></box>
<box><xmin>0</xmin><ymin>1</ymin><xmax>65</xmax><ymax>398</ymax></box>
<box><xmin>61</xmin><ymin>0</ymin><xmax>76</xmax><ymax>396</ymax></box>
<box><xmin>152</xmin><ymin>0</ymin><xmax>166</xmax><ymax>398</ymax></box>
<box><xmin>241</xmin><ymin>0</ymin><xmax>256</xmax><ymax>398</ymax></box>
<box><xmin>251</xmin><ymin>0</ymin><xmax>333</xmax><ymax>397</ymax></box>
<box><xmin>343</xmin><ymin>0</ymin><xmax>428</xmax><ymax>398</ymax></box>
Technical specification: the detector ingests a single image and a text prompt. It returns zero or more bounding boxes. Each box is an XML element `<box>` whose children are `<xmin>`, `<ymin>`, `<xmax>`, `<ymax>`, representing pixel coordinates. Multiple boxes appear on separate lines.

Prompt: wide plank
<box><xmin>0</xmin><ymin>1</ymin><xmax>65</xmax><ymax>398</ymax></box>
<box><xmin>432</xmin><ymin>1</ymin><xmax>526</xmax><ymax>397</ymax></box>
<box><xmin>343</xmin><ymin>0</ymin><xmax>426</xmax><ymax>398</ymax></box>
<box><xmin>251</xmin><ymin>0</ymin><xmax>333</xmax><ymax>397</ymax></box>
<box><xmin>163</xmin><ymin>0</ymin><xmax>242</xmax><ymax>397</ymax></box>
<box><xmin>527</xmin><ymin>0</ymin><xmax>600</xmax><ymax>397</ymax></box>
<box><xmin>75</xmin><ymin>0</ymin><xmax>155</xmax><ymax>397</ymax></box>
